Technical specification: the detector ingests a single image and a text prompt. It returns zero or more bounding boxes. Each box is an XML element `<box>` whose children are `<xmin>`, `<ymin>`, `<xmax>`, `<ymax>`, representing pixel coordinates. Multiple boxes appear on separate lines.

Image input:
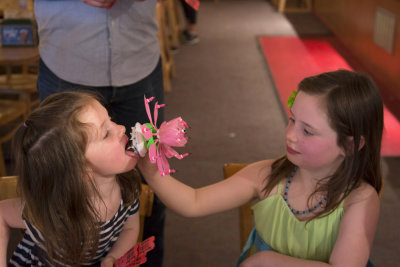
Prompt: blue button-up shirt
<box><xmin>34</xmin><ymin>0</ymin><xmax>160</xmax><ymax>87</ymax></box>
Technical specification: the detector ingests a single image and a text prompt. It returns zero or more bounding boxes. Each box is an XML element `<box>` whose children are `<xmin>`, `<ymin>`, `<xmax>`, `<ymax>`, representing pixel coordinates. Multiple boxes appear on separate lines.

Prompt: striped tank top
<box><xmin>9</xmin><ymin>199</ymin><xmax>139</xmax><ymax>266</ymax></box>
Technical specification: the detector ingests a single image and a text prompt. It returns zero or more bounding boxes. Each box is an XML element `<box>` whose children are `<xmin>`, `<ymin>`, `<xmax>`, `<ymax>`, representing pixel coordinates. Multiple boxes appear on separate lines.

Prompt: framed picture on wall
<box><xmin>0</xmin><ymin>19</ymin><xmax>37</xmax><ymax>47</ymax></box>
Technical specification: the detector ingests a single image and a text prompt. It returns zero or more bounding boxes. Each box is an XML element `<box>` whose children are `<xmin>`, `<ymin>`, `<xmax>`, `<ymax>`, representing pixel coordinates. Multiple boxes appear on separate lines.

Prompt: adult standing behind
<box><xmin>34</xmin><ymin>0</ymin><xmax>165</xmax><ymax>266</ymax></box>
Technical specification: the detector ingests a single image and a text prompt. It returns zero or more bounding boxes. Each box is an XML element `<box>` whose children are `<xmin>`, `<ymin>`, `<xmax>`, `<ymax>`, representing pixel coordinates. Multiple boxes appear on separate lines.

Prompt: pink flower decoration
<box><xmin>142</xmin><ymin>96</ymin><xmax>189</xmax><ymax>176</ymax></box>
<box><xmin>158</xmin><ymin>118</ymin><xmax>188</xmax><ymax>147</ymax></box>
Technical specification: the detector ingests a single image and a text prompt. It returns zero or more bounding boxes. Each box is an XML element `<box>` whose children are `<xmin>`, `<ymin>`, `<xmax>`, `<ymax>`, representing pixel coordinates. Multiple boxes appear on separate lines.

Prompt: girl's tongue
<box><xmin>125</xmin><ymin>146</ymin><xmax>139</xmax><ymax>158</ymax></box>
<box><xmin>125</xmin><ymin>139</ymin><xmax>139</xmax><ymax>158</ymax></box>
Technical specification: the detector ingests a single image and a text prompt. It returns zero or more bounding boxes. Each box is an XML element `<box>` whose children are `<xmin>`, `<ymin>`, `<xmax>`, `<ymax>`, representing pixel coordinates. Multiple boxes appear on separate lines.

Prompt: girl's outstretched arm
<box><xmin>101</xmin><ymin>211</ymin><xmax>140</xmax><ymax>267</ymax></box>
<box><xmin>240</xmin><ymin>182</ymin><xmax>380</xmax><ymax>267</ymax></box>
<box><xmin>138</xmin><ymin>157</ymin><xmax>270</xmax><ymax>217</ymax></box>
<box><xmin>0</xmin><ymin>198</ymin><xmax>25</xmax><ymax>267</ymax></box>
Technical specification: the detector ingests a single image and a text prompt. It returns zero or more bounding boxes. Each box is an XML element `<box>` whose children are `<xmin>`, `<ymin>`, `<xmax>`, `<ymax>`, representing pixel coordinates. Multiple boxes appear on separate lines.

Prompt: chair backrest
<box><xmin>155</xmin><ymin>1</ymin><xmax>175</xmax><ymax>92</ymax></box>
<box><xmin>0</xmin><ymin>175</ymin><xmax>18</xmax><ymax>200</ymax></box>
<box><xmin>0</xmin><ymin>176</ymin><xmax>22</xmax><ymax>260</ymax></box>
<box><xmin>0</xmin><ymin>99</ymin><xmax>27</xmax><ymax>176</ymax></box>
<box><xmin>138</xmin><ymin>183</ymin><xmax>154</xmax><ymax>241</ymax></box>
<box><xmin>222</xmin><ymin>163</ymin><xmax>251</xmax><ymax>250</ymax></box>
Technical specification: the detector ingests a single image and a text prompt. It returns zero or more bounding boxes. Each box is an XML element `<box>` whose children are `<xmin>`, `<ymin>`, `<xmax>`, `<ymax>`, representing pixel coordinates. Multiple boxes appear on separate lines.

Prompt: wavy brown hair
<box><xmin>13</xmin><ymin>91</ymin><xmax>141</xmax><ymax>264</ymax></box>
<box><xmin>263</xmin><ymin>70</ymin><xmax>383</xmax><ymax>220</ymax></box>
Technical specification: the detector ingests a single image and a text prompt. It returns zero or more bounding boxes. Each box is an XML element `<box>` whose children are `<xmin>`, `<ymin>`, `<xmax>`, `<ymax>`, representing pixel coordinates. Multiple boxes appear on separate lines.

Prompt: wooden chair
<box><xmin>0</xmin><ymin>175</ymin><xmax>18</xmax><ymax>201</ymax></box>
<box><xmin>163</xmin><ymin>0</ymin><xmax>181</xmax><ymax>49</ymax></box>
<box><xmin>223</xmin><ymin>163</ymin><xmax>251</xmax><ymax>249</ymax></box>
<box><xmin>0</xmin><ymin>74</ymin><xmax>39</xmax><ymax>113</ymax></box>
<box><xmin>156</xmin><ymin>1</ymin><xmax>176</xmax><ymax>93</ymax></box>
<box><xmin>271</xmin><ymin>0</ymin><xmax>312</xmax><ymax>13</ymax></box>
<box><xmin>0</xmin><ymin>47</ymin><xmax>40</xmax><ymax>113</ymax></box>
<box><xmin>0</xmin><ymin>176</ymin><xmax>23</xmax><ymax>260</ymax></box>
<box><xmin>0</xmin><ymin>176</ymin><xmax>154</xmax><ymax>260</ymax></box>
<box><xmin>138</xmin><ymin>183</ymin><xmax>154</xmax><ymax>241</ymax></box>
<box><xmin>0</xmin><ymin>98</ymin><xmax>27</xmax><ymax>176</ymax></box>
<box><xmin>0</xmin><ymin>65</ymin><xmax>39</xmax><ymax>113</ymax></box>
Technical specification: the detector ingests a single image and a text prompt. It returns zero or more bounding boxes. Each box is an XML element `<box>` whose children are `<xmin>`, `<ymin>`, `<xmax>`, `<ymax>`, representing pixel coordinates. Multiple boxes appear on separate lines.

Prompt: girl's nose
<box><xmin>286</xmin><ymin>123</ymin><xmax>296</xmax><ymax>143</ymax></box>
<box><xmin>118</xmin><ymin>124</ymin><xmax>126</xmax><ymax>136</ymax></box>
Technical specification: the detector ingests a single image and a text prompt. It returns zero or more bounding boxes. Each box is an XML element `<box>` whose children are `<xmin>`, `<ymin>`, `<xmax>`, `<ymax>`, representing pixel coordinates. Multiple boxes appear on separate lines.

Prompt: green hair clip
<box><xmin>287</xmin><ymin>90</ymin><xmax>298</xmax><ymax>108</ymax></box>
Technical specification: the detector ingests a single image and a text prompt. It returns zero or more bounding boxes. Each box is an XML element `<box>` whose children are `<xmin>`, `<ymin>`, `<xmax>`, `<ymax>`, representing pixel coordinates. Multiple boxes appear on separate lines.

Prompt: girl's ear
<box><xmin>358</xmin><ymin>136</ymin><xmax>365</xmax><ymax>151</ymax></box>
<box><xmin>344</xmin><ymin>136</ymin><xmax>365</xmax><ymax>155</ymax></box>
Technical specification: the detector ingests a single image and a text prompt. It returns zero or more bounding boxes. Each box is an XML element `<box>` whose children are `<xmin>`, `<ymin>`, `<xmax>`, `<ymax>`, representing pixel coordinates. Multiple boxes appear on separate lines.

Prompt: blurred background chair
<box><xmin>0</xmin><ymin>175</ymin><xmax>23</xmax><ymax>261</ymax></box>
<box><xmin>0</xmin><ymin>46</ymin><xmax>39</xmax><ymax>176</ymax></box>
<box><xmin>223</xmin><ymin>163</ymin><xmax>251</xmax><ymax>250</ymax></box>
<box><xmin>0</xmin><ymin>68</ymin><xmax>39</xmax><ymax>113</ymax></box>
<box><xmin>138</xmin><ymin>183</ymin><xmax>154</xmax><ymax>242</ymax></box>
<box><xmin>0</xmin><ymin>47</ymin><xmax>40</xmax><ymax>113</ymax></box>
<box><xmin>0</xmin><ymin>96</ymin><xmax>26</xmax><ymax>176</ymax></box>
<box><xmin>0</xmin><ymin>175</ymin><xmax>18</xmax><ymax>200</ymax></box>
<box><xmin>156</xmin><ymin>1</ymin><xmax>176</xmax><ymax>93</ymax></box>
<box><xmin>164</xmin><ymin>0</ymin><xmax>181</xmax><ymax>49</ymax></box>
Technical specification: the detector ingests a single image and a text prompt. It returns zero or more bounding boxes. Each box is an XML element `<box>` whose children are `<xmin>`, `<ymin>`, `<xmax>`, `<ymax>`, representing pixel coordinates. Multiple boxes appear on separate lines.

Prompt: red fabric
<box><xmin>259</xmin><ymin>36</ymin><xmax>400</xmax><ymax>156</ymax></box>
<box><xmin>185</xmin><ymin>0</ymin><xmax>200</xmax><ymax>11</ymax></box>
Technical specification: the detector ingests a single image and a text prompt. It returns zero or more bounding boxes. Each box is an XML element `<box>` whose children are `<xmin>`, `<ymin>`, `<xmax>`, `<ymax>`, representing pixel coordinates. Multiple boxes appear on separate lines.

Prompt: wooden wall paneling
<box><xmin>313</xmin><ymin>0</ymin><xmax>400</xmax><ymax>105</ymax></box>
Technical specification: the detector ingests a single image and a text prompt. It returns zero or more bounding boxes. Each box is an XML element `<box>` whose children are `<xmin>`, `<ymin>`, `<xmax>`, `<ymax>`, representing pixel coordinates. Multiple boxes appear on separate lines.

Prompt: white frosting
<box><xmin>129</xmin><ymin>122</ymin><xmax>147</xmax><ymax>157</ymax></box>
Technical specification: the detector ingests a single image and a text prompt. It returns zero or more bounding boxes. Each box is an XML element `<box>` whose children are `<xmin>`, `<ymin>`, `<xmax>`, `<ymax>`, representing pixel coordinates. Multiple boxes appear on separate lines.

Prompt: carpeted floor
<box><xmin>162</xmin><ymin>0</ymin><xmax>400</xmax><ymax>266</ymax></box>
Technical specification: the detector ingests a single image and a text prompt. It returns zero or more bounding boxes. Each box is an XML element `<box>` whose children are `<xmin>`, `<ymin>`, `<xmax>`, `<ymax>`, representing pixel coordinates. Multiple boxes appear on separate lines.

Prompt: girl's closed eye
<box><xmin>103</xmin><ymin>118</ymin><xmax>114</xmax><ymax>139</ymax></box>
<box><xmin>304</xmin><ymin>128</ymin><xmax>313</xmax><ymax>136</ymax></box>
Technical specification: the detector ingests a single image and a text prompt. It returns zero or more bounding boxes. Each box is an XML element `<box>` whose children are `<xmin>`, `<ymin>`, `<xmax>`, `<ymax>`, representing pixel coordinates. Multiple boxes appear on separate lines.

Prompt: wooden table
<box><xmin>0</xmin><ymin>46</ymin><xmax>39</xmax><ymax>65</ymax></box>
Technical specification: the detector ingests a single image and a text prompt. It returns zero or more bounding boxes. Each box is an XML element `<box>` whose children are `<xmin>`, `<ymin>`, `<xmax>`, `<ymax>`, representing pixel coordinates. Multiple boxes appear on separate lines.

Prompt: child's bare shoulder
<box><xmin>237</xmin><ymin>159</ymin><xmax>273</xmax><ymax>177</ymax></box>
<box><xmin>233</xmin><ymin>159</ymin><xmax>274</xmax><ymax>191</ymax></box>
<box><xmin>344</xmin><ymin>182</ymin><xmax>380</xmax><ymax>209</ymax></box>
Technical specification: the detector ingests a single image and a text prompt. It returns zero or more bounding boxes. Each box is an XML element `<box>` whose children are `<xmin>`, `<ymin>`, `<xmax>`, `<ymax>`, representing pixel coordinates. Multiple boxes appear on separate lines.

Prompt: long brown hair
<box><xmin>13</xmin><ymin>91</ymin><xmax>141</xmax><ymax>264</ymax></box>
<box><xmin>263</xmin><ymin>70</ymin><xmax>383</xmax><ymax>219</ymax></box>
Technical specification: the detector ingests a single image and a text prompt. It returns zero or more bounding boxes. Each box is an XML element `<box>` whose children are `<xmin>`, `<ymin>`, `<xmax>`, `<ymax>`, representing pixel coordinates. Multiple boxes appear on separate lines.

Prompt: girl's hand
<box><xmin>137</xmin><ymin>154</ymin><xmax>160</xmax><ymax>179</ymax></box>
<box><xmin>100</xmin><ymin>255</ymin><xmax>116</xmax><ymax>267</ymax></box>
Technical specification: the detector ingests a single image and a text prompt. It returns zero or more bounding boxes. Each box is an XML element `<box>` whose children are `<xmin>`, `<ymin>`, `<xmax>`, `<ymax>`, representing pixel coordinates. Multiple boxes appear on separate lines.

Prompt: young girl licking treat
<box><xmin>138</xmin><ymin>69</ymin><xmax>383</xmax><ymax>267</ymax></box>
<box><xmin>0</xmin><ymin>92</ymin><xmax>143</xmax><ymax>266</ymax></box>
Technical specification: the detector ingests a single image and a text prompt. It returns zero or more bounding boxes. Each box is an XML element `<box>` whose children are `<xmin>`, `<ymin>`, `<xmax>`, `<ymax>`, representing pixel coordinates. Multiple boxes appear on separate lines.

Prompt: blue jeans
<box><xmin>37</xmin><ymin>58</ymin><xmax>166</xmax><ymax>267</ymax></box>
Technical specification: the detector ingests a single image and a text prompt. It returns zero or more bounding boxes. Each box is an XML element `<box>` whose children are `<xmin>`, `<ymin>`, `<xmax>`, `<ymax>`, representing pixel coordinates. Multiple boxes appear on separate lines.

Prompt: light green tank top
<box><xmin>252</xmin><ymin>181</ymin><xmax>344</xmax><ymax>262</ymax></box>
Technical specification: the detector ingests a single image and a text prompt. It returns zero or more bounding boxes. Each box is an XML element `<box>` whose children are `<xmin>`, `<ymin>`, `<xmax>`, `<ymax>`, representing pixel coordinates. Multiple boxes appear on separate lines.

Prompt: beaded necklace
<box><xmin>283</xmin><ymin>167</ymin><xmax>327</xmax><ymax>215</ymax></box>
